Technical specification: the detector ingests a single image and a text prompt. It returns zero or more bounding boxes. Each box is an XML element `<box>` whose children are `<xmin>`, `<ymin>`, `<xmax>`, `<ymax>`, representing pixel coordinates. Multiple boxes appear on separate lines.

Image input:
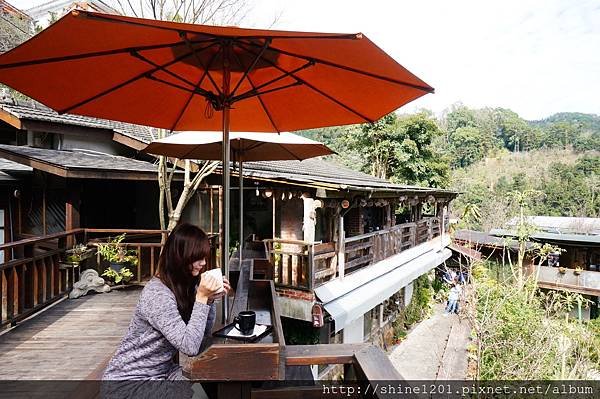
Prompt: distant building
<box><xmin>454</xmin><ymin>216</ymin><xmax>600</xmax><ymax>319</ymax></box>
<box><xmin>26</xmin><ymin>0</ymin><xmax>119</xmax><ymax>29</ymax></box>
<box><xmin>1</xmin><ymin>0</ymin><xmax>32</xmax><ymax>21</ymax></box>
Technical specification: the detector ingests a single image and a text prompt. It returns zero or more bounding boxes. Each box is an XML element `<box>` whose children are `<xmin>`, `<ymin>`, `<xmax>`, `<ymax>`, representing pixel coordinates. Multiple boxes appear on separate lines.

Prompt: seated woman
<box><xmin>103</xmin><ymin>223</ymin><xmax>230</xmax><ymax>380</ymax></box>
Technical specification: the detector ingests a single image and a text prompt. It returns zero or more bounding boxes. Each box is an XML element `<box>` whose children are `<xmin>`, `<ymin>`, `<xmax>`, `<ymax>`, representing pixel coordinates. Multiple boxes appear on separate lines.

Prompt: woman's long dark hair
<box><xmin>157</xmin><ymin>223</ymin><xmax>211</xmax><ymax>323</ymax></box>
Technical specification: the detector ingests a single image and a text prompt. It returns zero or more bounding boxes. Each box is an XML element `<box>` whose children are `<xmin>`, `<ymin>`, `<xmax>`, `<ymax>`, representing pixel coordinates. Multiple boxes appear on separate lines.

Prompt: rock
<box><xmin>69</xmin><ymin>269</ymin><xmax>111</xmax><ymax>299</ymax></box>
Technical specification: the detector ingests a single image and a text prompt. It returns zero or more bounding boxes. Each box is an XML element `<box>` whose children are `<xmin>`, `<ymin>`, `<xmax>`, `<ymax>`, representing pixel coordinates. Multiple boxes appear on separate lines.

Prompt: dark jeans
<box><xmin>446</xmin><ymin>299</ymin><xmax>458</xmax><ymax>314</ymax></box>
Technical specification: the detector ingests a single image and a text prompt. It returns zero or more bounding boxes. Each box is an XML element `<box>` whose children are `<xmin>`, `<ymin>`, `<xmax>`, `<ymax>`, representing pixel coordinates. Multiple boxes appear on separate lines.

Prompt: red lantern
<box><xmin>311</xmin><ymin>304</ymin><xmax>324</xmax><ymax>328</ymax></box>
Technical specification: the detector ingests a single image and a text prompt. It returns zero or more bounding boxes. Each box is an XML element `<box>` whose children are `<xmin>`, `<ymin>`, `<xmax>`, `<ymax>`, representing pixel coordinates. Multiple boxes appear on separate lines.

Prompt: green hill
<box><xmin>451</xmin><ymin>148</ymin><xmax>600</xmax><ymax>232</ymax></box>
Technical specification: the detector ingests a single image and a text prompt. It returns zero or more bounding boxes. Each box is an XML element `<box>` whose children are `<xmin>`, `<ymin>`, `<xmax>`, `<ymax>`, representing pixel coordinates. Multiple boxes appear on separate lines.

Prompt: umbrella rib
<box><xmin>276</xmin><ymin>143</ymin><xmax>303</xmax><ymax>161</ymax></box>
<box><xmin>130</xmin><ymin>50</ymin><xmax>216</xmax><ymax>99</ymax></box>
<box><xmin>237</xmin><ymin>41</ymin><xmax>374</xmax><ymax>123</ymax></box>
<box><xmin>229</xmin><ymin>38</ymin><xmax>271</xmax><ymax>98</ymax></box>
<box><xmin>181</xmin><ymin>33</ymin><xmax>222</xmax><ymax>97</ymax></box>
<box><xmin>0</xmin><ymin>39</ymin><xmax>212</xmax><ymax>70</ymax></box>
<box><xmin>169</xmin><ymin>49</ymin><xmax>221</xmax><ymax>132</ymax></box>
<box><xmin>230</xmin><ymin>49</ymin><xmax>281</xmax><ymax>133</ymax></box>
<box><xmin>241</xmin><ymin>40</ymin><xmax>434</xmax><ymax>93</ymax></box>
<box><xmin>77</xmin><ymin>11</ymin><xmax>361</xmax><ymax>40</ymax></box>
<box><xmin>57</xmin><ymin>46</ymin><xmax>209</xmax><ymax>114</ymax></box>
<box><xmin>230</xmin><ymin>61</ymin><xmax>314</xmax><ymax>103</ymax></box>
<box><xmin>145</xmin><ymin>75</ymin><xmax>204</xmax><ymax>95</ymax></box>
<box><xmin>233</xmin><ymin>81</ymin><xmax>302</xmax><ymax>103</ymax></box>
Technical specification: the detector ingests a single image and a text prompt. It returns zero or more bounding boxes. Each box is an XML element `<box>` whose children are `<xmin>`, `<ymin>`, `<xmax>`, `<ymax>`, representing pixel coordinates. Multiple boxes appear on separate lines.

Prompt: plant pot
<box><xmin>558</xmin><ymin>267</ymin><xmax>567</xmax><ymax>274</ymax></box>
<box><xmin>110</xmin><ymin>262</ymin><xmax>125</xmax><ymax>272</ymax></box>
<box><xmin>574</xmin><ymin>270</ymin><xmax>582</xmax><ymax>276</ymax></box>
<box><xmin>59</xmin><ymin>261</ymin><xmax>79</xmax><ymax>270</ymax></box>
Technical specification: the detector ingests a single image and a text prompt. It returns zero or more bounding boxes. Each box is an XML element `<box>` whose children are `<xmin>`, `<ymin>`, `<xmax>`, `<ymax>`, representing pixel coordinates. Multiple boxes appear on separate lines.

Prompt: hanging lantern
<box><xmin>341</xmin><ymin>199</ymin><xmax>350</xmax><ymax>209</ymax></box>
<box><xmin>311</xmin><ymin>304</ymin><xmax>324</xmax><ymax>328</ymax></box>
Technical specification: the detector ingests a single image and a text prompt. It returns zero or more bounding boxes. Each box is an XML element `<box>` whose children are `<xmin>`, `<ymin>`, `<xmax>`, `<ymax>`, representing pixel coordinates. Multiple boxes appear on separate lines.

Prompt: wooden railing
<box><xmin>0</xmin><ymin>228</ymin><xmax>218</xmax><ymax>329</ymax></box>
<box><xmin>536</xmin><ymin>265</ymin><xmax>600</xmax><ymax>296</ymax></box>
<box><xmin>344</xmin><ymin>223</ymin><xmax>415</xmax><ymax>274</ymax></box>
<box><xmin>264</xmin><ymin>239</ymin><xmax>336</xmax><ymax>291</ymax></box>
<box><xmin>0</xmin><ymin>229</ymin><xmax>86</xmax><ymax>328</ymax></box>
<box><xmin>251</xmin><ymin>344</ymin><xmax>403</xmax><ymax>399</ymax></box>
<box><xmin>85</xmin><ymin>230</ymin><xmax>218</xmax><ymax>283</ymax></box>
<box><xmin>265</xmin><ymin>217</ymin><xmax>445</xmax><ymax>292</ymax></box>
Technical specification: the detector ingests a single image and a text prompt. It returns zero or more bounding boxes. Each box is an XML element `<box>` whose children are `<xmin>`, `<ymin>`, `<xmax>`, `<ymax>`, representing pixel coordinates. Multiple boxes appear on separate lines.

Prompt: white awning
<box><xmin>315</xmin><ymin>241</ymin><xmax>452</xmax><ymax>332</ymax></box>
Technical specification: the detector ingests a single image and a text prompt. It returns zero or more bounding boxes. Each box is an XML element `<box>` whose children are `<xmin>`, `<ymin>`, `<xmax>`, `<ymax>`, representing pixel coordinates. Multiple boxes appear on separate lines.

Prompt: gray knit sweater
<box><xmin>103</xmin><ymin>277</ymin><xmax>216</xmax><ymax>380</ymax></box>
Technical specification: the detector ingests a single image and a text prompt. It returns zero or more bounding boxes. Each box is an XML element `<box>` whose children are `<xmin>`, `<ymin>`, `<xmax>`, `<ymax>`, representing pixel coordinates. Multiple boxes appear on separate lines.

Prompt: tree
<box><xmin>110</xmin><ymin>0</ymin><xmax>250</xmax><ymax>25</ymax></box>
<box><xmin>449</xmin><ymin>126</ymin><xmax>486</xmax><ymax>168</ymax></box>
<box><xmin>340</xmin><ymin>112</ymin><xmax>450</xmax><ymax>187</ymax></box>
<box><xmin>506</xmin><ymin>189</ymin><xmax>543</xmax><ymax>288</ymax></box>
<box><xmin>494</xmin><ymin>108</ymin><xmax>537</xmax><ymax>152</ymax></box>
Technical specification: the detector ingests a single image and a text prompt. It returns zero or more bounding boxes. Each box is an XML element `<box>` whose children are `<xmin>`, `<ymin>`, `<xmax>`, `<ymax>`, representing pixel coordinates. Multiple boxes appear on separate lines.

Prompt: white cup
<box><xmin>204</xmin><ymin>268</ymin><xmax>224</xmax><ymax>293</ymax></box>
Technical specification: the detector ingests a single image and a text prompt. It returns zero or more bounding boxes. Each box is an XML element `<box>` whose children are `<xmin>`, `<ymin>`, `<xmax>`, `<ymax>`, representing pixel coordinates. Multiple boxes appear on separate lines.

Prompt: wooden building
<box><xmin>454</xmin><ymin>217</ymin><xmax>600</xmax><ymax>320</ymax></box>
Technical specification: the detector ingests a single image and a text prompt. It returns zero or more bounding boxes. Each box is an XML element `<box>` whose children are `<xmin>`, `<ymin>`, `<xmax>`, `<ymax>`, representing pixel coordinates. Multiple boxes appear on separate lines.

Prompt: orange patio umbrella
<box><xmin>0</xmin><ymin>10</ymin><xmax>433</xmax><ymax>319</ymax></box>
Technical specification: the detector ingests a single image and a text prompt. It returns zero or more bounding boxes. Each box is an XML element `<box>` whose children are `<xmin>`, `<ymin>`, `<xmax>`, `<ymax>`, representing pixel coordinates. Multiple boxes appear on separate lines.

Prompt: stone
<box><xmin>69</xmin><ymin>269</ymin><xmax>111</xmax><ymax>299</ymax></box>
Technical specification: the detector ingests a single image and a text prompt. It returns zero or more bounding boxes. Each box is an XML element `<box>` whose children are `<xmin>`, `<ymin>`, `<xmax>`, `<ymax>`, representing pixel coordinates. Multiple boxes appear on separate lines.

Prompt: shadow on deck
<box><xmin>0</xmin><ymin>286</ymin><xmax>141</xmax><ymax>380</ymax></box>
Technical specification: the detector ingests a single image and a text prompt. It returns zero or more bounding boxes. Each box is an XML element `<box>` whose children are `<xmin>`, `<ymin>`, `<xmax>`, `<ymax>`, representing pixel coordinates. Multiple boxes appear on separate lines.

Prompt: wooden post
<box><xmin>42</xmin><ymin>188</ymin><xmax>47</xmax><ymax>235</ymax></box>
<box><xmin>308</xmin><ymin>243</ymin><xmax>315</xmax><ymax>290</ymax></box>
<box><xmin>65</xmin><ymin>185</ymin><xmax>81</xmax><ymax>248</ymax></box>
<box><xmin>272</xmin><ymin>195</ymin><xmax>276</xmax><ymax>239</ymax></box>
<box><xmin>337</xmin><ymin>213</ymin><xmax>345</xmax><ymax>280</ymax></box>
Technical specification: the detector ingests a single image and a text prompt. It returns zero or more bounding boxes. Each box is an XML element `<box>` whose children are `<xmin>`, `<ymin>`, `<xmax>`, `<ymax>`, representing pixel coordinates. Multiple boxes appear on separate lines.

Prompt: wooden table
<box><xmin>181</xmin><ymin>261</ymin><xmax>285</xmax><ymax>381</ymax></box>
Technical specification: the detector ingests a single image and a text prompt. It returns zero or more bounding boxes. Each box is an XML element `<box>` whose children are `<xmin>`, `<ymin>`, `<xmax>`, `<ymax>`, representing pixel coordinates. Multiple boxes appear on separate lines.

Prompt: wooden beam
<box><xmin>64</xmin><ymin>169</ymin><xmax>165</xmax><ymax>181</ymax></box>
<box><xmin>0</xmin><ymin>148</ymin><xmax>68</xmax><ymax>177</ymax></box>
<box><xmin>538</xmin><ymin>281</ymin><xmax>600</xmax><ymax>296</ymax></box>
<box><xmin>20</xmin><ymin>119</ymin><xmax>114</xmax><ymax>138</ymax></box>
<box><xmin>112</xmin><ymin>131</ymin><xmax>147</xmax><ymax>151</ymax></box>
<box><xmin>353</xmin><ymin>345</ymin><xmax>404</xmax><ymax>380</ymax></box>
<box><xmin>0</xmin><ymin>108</ymin><xmax>22</xmax><ymax>129</ymax></box>
<box><xmin>283</xmin><ymin>344</ymin><xmax>366</xmax><ymax>366</ymax></box>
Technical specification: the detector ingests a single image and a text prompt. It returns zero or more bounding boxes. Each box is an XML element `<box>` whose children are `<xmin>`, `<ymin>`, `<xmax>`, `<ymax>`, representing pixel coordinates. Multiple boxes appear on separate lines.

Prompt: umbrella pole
<box><xmin>239</xmin><ymin>160</ymin><xmax>244</xmax><ymax>283</ymax></box>
<box><xmin>222</xmin><ymin>112</ymin><xmax>230</xmax><ymax>323</ymax></box>
<box><xmin>221</xmin><ymin>54</ymin><xmax>231</xmax><ymax>323</ymax></box>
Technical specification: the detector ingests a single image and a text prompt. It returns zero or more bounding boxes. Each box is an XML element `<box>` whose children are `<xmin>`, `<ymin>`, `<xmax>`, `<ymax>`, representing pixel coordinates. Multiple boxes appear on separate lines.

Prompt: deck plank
<box><xmin>0</xmin><ymin>286</ymin><xmax>141</xmax><ymax>380</ymax></box>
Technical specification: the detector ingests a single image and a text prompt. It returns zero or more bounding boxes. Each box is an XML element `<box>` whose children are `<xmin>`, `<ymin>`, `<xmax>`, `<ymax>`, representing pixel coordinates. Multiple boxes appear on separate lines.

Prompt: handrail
<box><xmin>0</xmin><ymin>228</ymin><xmax>84</xmax><ymax>250</ymax></box>
<box><xmin>345</xmin><ymin>221</ymin><xmax>418</xmax><ymax>244</ymax></box>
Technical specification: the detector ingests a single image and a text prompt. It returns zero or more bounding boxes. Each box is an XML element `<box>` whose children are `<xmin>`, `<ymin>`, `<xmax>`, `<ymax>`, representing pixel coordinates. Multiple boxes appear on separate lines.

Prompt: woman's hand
<box><xmin>207</xmin><ymin>277</ymin><xmax>232</xmax><ymax>303</ymax></box>
<box><xmin>195</xmin><ymin>272</ymin><xmax>221</xmax><ymax>304</ymax></box>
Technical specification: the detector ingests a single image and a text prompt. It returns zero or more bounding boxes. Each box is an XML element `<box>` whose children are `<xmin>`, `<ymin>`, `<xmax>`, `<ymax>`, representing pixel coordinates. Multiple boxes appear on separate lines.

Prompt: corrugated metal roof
<box><xmin>316</xmin><ymin>238</ymin><xmax>451</xmax><ymax>332</ymax></box>
<box><xmin>506</xmin><ymin>216</ymin><xmax>600</xmax><ymax>236</ymax></box>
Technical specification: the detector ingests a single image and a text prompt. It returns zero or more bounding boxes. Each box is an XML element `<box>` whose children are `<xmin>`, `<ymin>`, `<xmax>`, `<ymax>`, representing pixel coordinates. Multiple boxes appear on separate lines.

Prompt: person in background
<box><xmin>445</xmin><ymin>283</ymin><xmax>462</xmax><ymax>315</ymax></box>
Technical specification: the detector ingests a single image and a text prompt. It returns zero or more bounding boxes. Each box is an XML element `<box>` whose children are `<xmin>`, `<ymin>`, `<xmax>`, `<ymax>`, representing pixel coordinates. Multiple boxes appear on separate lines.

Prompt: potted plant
<box><xmin>101</xmin><ymin>267</ymin><xmax>134</xmax><ymax>286</ymax></box>
<box><xmin>60</xmin><ymin>243</ymin><xmax>94</xmax><ymax>269</ymax></box>
<box><xmin>574</xmin><ymin>267</ymin><xmax>583</xmax><ymax>276</ymax></box>
<box><xmin>96</xmin><ymin>233</ymin><xmax>138</xmax><ymax>285</ymax></box>
<box><xmin>558</xmin><ymin>267</ymin><xmax>567</xmax><ymax>275</ymax></box>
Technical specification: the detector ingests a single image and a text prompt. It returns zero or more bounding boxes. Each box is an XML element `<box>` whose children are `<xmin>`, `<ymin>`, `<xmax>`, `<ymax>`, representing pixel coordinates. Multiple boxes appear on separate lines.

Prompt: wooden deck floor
<box><xmin>0</xmin><ymin>286</ymin><xmax>141</xmax><ymax>380</ymax></box>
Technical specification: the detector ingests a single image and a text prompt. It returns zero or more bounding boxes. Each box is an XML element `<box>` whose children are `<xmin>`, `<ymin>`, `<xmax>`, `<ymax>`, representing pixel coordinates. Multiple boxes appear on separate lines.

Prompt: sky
<box><xmin>9</xmin><ymin>0</ymin><xmax>600</xmax><ymax>120</ymax></box>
